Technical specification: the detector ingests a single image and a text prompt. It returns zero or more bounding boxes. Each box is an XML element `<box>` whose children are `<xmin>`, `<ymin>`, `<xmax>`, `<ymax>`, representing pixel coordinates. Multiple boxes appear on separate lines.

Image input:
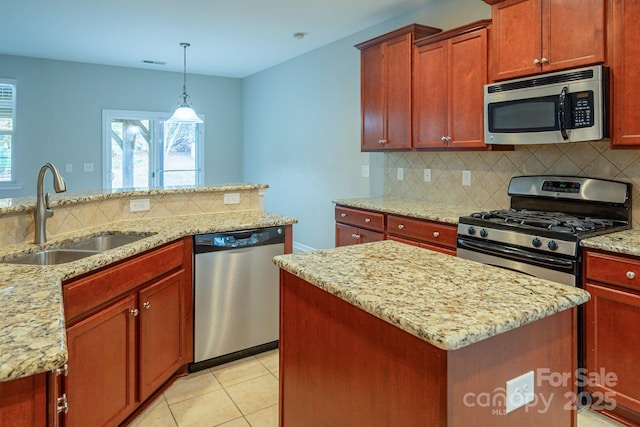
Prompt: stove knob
<box><xmin>467</xmin><ymin>226</ymin><xmax>476</xmax><ymax>235</ymax></box>
<box><xmin>532</xmin><ymin>237</ymin><xmax>542</xmax><ymax>248</ymax></box>
<box><xmin>548</xmin><ymin>240</ymin><xmax>559</xmax><ymax>251</ymax></box>
<box><xmin>480</xmin><ymin>229</ymin><xmax>488</xmax><ymax>238</ymax></box>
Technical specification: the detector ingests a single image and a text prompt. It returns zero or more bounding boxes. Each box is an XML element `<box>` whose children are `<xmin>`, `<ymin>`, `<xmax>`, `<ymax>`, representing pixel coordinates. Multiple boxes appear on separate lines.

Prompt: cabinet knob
<box><xmin>143</xmin><ymin>301</ymin><xmax>151</xmax><ymax>309</ymax></box>
<box><xmin>533</xmin><ymin>58</ymin><xmax>541</xmax><ymax>65</ymax></box>
<box><xmin>341</xmin><ymin>213</ymin><xmax>347</xmax><ymax>218</ymax></box>
<box><xmin>398</xmin><ymin>224</ymin><xmax>405</xmax><ymax>230</ymax></box>
<box><xmin>441</xmin><ymin>136</ymin><xmax>448</xmax><ymax>143</ymax></box>
<box><xmin>53</xmin><ymin>364</ymin><xmax>68</xmax><ymax>377</ymax></box>
<box><xmin>130</xmin><ymin>308</ymin><xmax>139</xmax><ymax>317</ymax></box>
<box><xmin>627</xmin><ymin>271</ymin><xmax>636</xmax><ymax>279</ymax></box>
<box><xmin>364</xmin><ymin>218</ymin><xmax>371</xmax><ymax>223</ymax></box>
<box><xmin>541</xmin><ymin>57</ymin><xmax>549</xmax><ymax>64</ymax></box>
<box><xmin>57</xmin><ymin>394</ymin><xmax>69</xmax><ymax>414</ymax></box>
<box><xmin>351</xmin><ymin>233</ymin><xmax>360</xmax><ymax>240</ymax></box>
<box><xmin>378</xmin><ymin>139</ymin><xmax>387</xmax><ymax>145</ymax></box>
<box><xmin>433</xmin><ymin>231</ymin><xmax>440</xmax><ymax>238</ymax></box>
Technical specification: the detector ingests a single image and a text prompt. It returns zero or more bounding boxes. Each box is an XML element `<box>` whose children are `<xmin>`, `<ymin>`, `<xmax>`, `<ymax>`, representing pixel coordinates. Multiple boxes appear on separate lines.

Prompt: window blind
<box><xmin>0</xmin><ymin>84</ymin><xmax>14</xmax><ymax>131</ymax></box>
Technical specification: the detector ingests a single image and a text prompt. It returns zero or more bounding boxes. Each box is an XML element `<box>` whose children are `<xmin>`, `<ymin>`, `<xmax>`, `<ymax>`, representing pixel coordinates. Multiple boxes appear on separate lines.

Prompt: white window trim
<box><xmin>0</xmin><ymin>78</ymin><xmax>21</xmax><ymax>190</ymax></box>
<box><xmin>101</xmin><ymin>109</ymin><xmax>205</xmax><ymax>191</ymax></box>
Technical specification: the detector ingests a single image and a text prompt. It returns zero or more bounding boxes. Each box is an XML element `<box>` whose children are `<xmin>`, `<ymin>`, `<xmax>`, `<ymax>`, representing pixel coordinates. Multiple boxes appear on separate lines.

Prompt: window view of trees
<box><xmin>0</xmin><ymin>82</ymin><xmax>15</xmax><ymax>183</ymax></box>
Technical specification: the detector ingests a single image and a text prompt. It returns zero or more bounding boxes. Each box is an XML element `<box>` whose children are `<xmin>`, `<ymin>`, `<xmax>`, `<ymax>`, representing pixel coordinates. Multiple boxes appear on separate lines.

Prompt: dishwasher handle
<box><xmin>194</xmin><ymin>226</ymin><xmax>285</xmax><ymax>253</ymax></box>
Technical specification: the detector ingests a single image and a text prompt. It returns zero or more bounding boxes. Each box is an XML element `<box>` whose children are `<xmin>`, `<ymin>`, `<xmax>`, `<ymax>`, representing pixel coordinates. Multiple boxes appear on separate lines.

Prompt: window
<box><xmin>0</xmin><ymin>79</ymin><xmax>16</xmax><ymax>184</ymax></box>
<box><xmin>102</xmin><ymin>110</ymin><xmax>204</xmax><ymax>191</ymax></box>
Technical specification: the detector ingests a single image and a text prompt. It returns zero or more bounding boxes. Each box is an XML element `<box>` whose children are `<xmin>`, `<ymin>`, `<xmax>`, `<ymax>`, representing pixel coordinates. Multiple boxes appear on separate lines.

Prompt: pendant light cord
<box><xmin>180</xmin><ymin>42</ymin><xmax>190</xmax><ymax>105</ymax></box>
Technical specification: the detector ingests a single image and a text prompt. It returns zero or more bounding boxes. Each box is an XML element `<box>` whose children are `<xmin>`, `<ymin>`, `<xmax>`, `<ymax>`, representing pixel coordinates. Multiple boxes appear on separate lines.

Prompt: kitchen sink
<box><xmin>2</xmin><ymin>233</ymin><xmax>154</xmax><ymax>265</ymax></box>
<box><xmin>60</xmin><ymin>233</ymin><xmax>150</xmax><ymax>252</ymax></box>
<box><xmin>5</xmin><ymin>249</ymin><xmax>99</xmax><ymax>265</ymax></box>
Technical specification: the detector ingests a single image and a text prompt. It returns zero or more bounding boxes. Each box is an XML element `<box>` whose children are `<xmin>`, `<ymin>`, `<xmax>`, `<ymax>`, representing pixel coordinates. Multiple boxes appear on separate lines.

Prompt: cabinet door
<box><xmin>139</xmin><ymin>270</ymin><xmax>189</xmax><ymax>401</ymax></box>
<box><xmin>542</xmin><ymin>0</ymin><xmax>605</xmax><ymax>73</ymax></box>
<box><xmin>361</xmin><ymin>44</ymin><xmax>386</xmax><ymax>151</ymax></box>
<box><xmin>611</xmin><ymin>0</ymin><xmax>640</xmax><ymax>147</ymax></box>
<box><xmin>336</xmin><ymin>223</ymin><xmax>359</xmax><ymax>247</ymax></box>
<box><xmin>413</xmin><ymin>41</ymin><xmax>448</xmax><ymax>148</ymax></box>
<box><xmin>448</xmin><ymin>29</ymin><xmax>487</xmax><ymax>148</ymax></box>
<box><xmin>584</xmin><ymin>282</ymin><xmax>640</xmax><ymax>414</ymax></box>
<box><xmin>358</xmin><ymin>228</ymin><xmax>384</xmax><ymax>244</ymax></box>
<box><xmin>0</xmin><ymin>374</ymin><xmax>46</xmax><ymax>427</ymax></box>
<box><xmin>65</xmin><ymin>294</ymin><xmax>137</xmax><ymax>427</ymax></box>
<box><xmin>490</xmin><ymin>0</ymin><xmax>542</xmax><ymax>81</ymax></box>
<box><xmin>385</xmin><ymin>34</ymin><xmax>413</xmax><ymax>150</ymax></box>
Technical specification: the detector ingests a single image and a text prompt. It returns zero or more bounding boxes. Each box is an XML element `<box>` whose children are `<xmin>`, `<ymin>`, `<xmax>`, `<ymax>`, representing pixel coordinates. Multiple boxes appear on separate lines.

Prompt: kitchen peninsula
<box><xmin>274</xmin><ymin>240</ymin><xmax>590</xmax><ymax>426</ymax></box>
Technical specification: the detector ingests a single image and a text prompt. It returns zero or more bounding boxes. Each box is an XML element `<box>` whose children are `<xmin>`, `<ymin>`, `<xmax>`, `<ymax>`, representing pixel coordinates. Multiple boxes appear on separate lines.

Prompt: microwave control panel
<box><xmin>570</xmin><ymin>90</ymin><xmax>594</xmax><ymax>128</ymax></box>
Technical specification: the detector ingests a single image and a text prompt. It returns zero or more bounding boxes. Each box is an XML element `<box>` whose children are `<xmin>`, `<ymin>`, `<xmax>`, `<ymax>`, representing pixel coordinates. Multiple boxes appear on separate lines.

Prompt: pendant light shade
<box><xmin>167</xmin><ymin>42</ymin><xmax>203</xmax><ymax>124</ymax></box>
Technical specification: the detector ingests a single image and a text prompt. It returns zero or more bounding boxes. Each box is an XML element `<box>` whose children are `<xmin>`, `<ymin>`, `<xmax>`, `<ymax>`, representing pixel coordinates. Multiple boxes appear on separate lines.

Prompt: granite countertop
<box><xmin>0</xmin><ymin>210</ymin><xmax>297</xmax><ymax>383</ymax></box>
<box><xmin>332</xmin><ymin>197</ymin><xmax>489</xmax><ymax>224</ymax></box>
<box><xmin>580</xmin><ymin>229</ymin><xmax>640</xmax><ymax>257</ymax></box>
<box><xmin>274</xmin><ymin>240</ymin><xmax>590</xmax><ymax>351</ymax></box>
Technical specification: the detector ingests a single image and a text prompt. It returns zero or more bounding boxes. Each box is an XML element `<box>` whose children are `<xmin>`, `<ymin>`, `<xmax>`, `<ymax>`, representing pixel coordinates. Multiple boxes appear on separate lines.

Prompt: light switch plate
<box><xmin>506</xmin><ymin>371</ymin><xmax>535</xmax><ymax>413</ymax></box>
<box><xmin>224</xmin><ymin>193</ymin><xmax>241</xmax><ymax>204</ymax></box>
<box><xmin>462</xmin><ymin>170</ymin><xmax>471</xmax><ymax>186</ymax></box>
<box><xmin>130</xmin><ymin>198</ymin><xmax>150</xmax><ymax>212</ymax></box>
<box><xmin>424</xmin><ymin>168</ymin><xmax>431</xmax><ymax>182</ymax></box>
<box><xmin>65</xmin><ymin>164</ymin><xmax>73</xmax><ymax>173</ymax></box>
<box><xmin>83</xmin><ymin>163</ymin><xmax>94</xmax><ymax>172</ymax></box>
<box><xmin>397</xmin><ymin>167</ymin><xmax>404</xmax><ymax>181</ymax></box>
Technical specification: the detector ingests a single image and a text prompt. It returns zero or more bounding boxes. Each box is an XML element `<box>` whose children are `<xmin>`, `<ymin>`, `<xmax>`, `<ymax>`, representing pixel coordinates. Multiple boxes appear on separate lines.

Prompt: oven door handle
<box><xmin>457</xmin><ymin>238</ymin><xmax>575</xmax><ymax>269</ymax></box>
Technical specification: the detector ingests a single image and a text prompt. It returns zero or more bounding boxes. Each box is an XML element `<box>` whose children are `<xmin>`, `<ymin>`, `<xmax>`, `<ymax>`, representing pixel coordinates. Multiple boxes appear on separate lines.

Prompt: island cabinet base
<box><xmin>279</xmin><ymin>271</ymin><xmax>578</xmax><ymax>427</ymax></box>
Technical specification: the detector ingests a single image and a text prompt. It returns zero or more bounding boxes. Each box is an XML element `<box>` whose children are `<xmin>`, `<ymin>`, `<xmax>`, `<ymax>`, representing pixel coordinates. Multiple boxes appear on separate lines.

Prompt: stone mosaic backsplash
<box><xmin>384</xmin><ymin>140</ymin><xmax>640</xmax><ymax>228</ymax></box>
<box><xmin>0</xmin><ymin>188</ymin><xmax>263</xmax><ymax>247</ymax></box>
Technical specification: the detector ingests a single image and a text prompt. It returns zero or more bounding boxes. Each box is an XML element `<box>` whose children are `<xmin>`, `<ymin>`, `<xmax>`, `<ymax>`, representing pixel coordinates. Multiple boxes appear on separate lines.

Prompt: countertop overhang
<box><xmin>274</xmin><ymin>240</ymin><xmax>590</xmax><ymax>351</ymax></box>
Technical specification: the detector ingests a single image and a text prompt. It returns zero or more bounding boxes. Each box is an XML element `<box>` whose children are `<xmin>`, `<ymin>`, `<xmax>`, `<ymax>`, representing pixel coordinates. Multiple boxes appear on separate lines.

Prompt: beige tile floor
<box><xmin>129</xmin><ymin>348</ymin><xmax>624</xmax><ymax>427</ymax></box>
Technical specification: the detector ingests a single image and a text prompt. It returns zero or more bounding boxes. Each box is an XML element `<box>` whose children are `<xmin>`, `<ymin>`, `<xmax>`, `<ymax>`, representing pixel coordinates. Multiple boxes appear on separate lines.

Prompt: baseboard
<box><xmin>293</xmin><ymin>241</ymin><xmax>316</xmax><ymax>253</ymax></box>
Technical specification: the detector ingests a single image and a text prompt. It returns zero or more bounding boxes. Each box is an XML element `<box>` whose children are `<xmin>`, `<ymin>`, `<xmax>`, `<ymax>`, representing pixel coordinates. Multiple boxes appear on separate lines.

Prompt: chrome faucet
<box><xmin>34</xmin><ymin>163</ymin><xmax>66</xmax><ymax>244</ymax></box>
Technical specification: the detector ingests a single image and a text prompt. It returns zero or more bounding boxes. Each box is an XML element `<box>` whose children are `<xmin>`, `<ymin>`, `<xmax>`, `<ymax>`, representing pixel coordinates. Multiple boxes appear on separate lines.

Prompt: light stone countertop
<box><xmin>273</xmin><ymin>240</ymin><xmax>590</xmax><ymax>351</ymax></box>
<box><xmin>0</xmin><ymin>210</ymin><xmax>297</xmax><ymax>383</ymax></box>
<box><xmin>581</xmin><ymin>228</ymin><xmax>640</xmax><ymax>257</ymax></box>
<box><xmin>332</xmin><ymin>197</ymin><xmax>491</xmax><ymax>224</ymax></box>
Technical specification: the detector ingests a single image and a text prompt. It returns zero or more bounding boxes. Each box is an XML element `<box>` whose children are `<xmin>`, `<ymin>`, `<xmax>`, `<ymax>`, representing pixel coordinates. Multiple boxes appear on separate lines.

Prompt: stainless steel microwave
<box><xmin>484</xmin><ymin>65</ymin><xmax>608</xmax><ymax>145</ymax></box>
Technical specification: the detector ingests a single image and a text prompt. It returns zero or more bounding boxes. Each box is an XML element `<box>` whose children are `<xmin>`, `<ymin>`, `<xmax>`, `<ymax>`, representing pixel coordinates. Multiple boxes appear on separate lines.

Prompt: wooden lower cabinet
<box><xmin>55</xmin><ymin>237</ymin><xmax>193</xmax><ymax>426</ymax></box>
<box><xmin>583</xmin><ymin>250</ymin><xmax>640</xmax><ymax>425</ymax></box>
<box><xmin>0</xmin><ymin>373</ymin><xmax>46</xmax><ymax>427</ymax></box>
<box><xmin>335</xmin><ymin>223</ymin><xmax>384</xmax><ymax>246</ymax></box>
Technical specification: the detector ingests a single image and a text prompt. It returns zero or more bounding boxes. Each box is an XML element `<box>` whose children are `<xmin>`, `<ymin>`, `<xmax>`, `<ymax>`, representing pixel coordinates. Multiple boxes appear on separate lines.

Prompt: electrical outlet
<box><xmin>462</xmin><ymin>170</ymin><xmax>471</xmax><ymax>186</ymax></box>
<box><xmin>506</xmin><ymin>371</ymin><xmax>535</xmax><ymax>413</ymax></box>
<box><xmin>83</xmin><ymin>163</ymin><xmax>94</xmax><ymax>172</ymax></box>
<box><xmin>361</xmin><ymin>165</ymin><xmax>370</xmax><ymax>178</ymax></box>
<box><xmin>224</xmin><ymin>193</ymin><xmax>241</xmax><ymax>204</ymax></box>
<box><xmin>424</xmin><ymin>168</ymin><xmax>431</xmax><ymax>183</ymax></box>
<box><xmin>397</xmin><ymin>167</ymin><xmax>404</xmax><ymax>181</ymax></box>
<box><xmin>65</xmin><ymin>164</ymin><xmax>72</xmax><ymax>173</ymax></box>
<box><xmin>129</xmin><ymin>198</ymin><xmax>150</xmax><ymax>212</ymax></box>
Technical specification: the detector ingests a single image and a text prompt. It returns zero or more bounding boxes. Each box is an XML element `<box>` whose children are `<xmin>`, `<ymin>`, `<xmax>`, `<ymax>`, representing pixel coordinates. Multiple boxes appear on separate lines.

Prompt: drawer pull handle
<box><xmin>433</xmin><ymin>231</ymin><xmax>440</xmax><ymax>238</ymax></box>
<box><xmin>627</xmin><ymin>271</ymin><xmax>636</xmax><ymax>279</ymax></box>
<box><xmin>365</xmin><ymin>218</ymin><xmax>371</xmax><ymax>223</ymax></box>
<box><xmin>398</xmin><ymin>224</ymin><xmax>405</xmax><ymax>230</ymax></box>
<box><xmin>341</xmin><ymin>213</ymin><xmax>347</xmax><ymax>218</ymax></box>
<box><xmin>352</xmin><ymin>233</ymin><xmax>360</xmax><ymax>240</ymax></box>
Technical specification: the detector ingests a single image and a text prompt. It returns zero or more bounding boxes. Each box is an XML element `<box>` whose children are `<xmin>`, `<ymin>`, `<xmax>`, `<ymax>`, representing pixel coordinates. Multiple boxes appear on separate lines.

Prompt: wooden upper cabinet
<box><xmin>413</xmin><ymin>21</ymin><xmax>490</xmax><ymax>150</ymax></box>
<box><xmin>610</xmin><ymin>0</ymin><xmax>640</xmax><ymax>147</ymax></box>
<box><xmin>488</xmin><ymin>0</ymin><xmax>605</xmax><ymax>81</ymax></box>
<box><xmin>356</xmin><ymin>24</ymin><xmax>441</xmax><ymax>151</ymax></box>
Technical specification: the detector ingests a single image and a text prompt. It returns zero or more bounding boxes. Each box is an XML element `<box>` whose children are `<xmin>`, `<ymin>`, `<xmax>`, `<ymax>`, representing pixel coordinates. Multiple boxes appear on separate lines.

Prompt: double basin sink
<box><xmin>2</xmin><ymin>233</ymin><xmax>152</xmax><ymax>266</ymax></box>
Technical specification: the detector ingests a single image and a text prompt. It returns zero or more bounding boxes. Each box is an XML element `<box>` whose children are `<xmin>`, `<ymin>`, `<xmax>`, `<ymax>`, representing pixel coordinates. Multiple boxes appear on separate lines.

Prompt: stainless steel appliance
<box><xmin>191</xmin><ymin>226</ymin><xmax>285</xmax><ymax>371</ymax></box>
<box><xmin>484</xmin><ymin>65</ymin><xmax>608</xmax><ymax>145</ymax></box>
<box><xmin>457</xmin><ymin>176</ymin><xmax>631</xmax><ymax>287</ymax></box>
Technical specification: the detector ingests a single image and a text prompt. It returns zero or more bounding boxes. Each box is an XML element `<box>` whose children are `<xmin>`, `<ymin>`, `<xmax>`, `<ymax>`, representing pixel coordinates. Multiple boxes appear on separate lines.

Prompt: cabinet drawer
<box><xmin>387</xmin><ymin>215</ymin><xmax>457</xmax><ymax>248</ymax></box>
<box><xmin>585</xmin><ymin>251</ymin><xmax>640</xmax><ymax>292</ymax></box>
<box><xmin>64</xmin><ymin>239</ymin><xmax>186</xmax><ymax>321</ymax></box>
<box><xmin>335</xmin><ymin>206</ymin><xmax>384</xmax><ymax>232</ymax></box>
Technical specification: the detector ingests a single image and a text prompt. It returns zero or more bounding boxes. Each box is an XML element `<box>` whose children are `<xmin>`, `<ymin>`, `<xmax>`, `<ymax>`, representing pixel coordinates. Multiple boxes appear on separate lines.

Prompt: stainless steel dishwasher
<box><xmin>190</xmin><ymin>226</ymin><xmax>285</xmax><ymax>371</ymax></box>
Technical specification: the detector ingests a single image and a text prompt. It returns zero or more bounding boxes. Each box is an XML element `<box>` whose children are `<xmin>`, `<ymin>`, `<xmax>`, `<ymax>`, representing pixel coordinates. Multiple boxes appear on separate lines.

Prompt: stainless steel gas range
<box><xmin>457</xmin><ymin>175</ymin><xmax>632</xmax><ymax>287</ymax></box>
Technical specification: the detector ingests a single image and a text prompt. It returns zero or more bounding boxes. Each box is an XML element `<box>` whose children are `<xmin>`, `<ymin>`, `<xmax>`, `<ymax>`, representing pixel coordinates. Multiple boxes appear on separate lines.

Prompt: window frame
<box><xmin>102</xmin><ymin>109</ymin><xmax>205</xmax><ymax>191</ymax></box>
<box><xmin>0</xmin><ymin>78</ymin><xmax>20</xmax><ymax>189</ymax></box>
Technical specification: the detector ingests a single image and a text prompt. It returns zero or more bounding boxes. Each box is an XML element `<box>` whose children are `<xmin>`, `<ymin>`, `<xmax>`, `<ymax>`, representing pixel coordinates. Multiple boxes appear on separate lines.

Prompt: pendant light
<box><xmin>167</xmin><ymin>42</ymin><xmax>203</xmax><ymax>123</ymax></box>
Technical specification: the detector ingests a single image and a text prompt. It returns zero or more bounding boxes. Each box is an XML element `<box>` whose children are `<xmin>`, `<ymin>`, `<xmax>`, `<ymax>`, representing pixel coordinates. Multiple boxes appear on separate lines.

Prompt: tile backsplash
<box><xmin>384</xmin><ymin>140</ymin><xmax>640</xmax><ymax>227</ymax></box>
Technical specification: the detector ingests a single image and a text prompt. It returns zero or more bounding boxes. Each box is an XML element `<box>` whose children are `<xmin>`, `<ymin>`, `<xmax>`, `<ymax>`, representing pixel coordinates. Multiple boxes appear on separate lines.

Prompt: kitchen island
<box><xmin>273</xmin><ymin>240</ymin><xmax>590</xmax><ymax>426</ymax></box>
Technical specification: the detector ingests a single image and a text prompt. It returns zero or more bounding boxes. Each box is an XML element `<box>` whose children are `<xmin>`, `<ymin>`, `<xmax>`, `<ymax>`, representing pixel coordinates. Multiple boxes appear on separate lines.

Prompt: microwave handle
<box><xmin>558</xmin><ymin>86</ymin><xmax>569</xmax><ymax>140</ymax></box>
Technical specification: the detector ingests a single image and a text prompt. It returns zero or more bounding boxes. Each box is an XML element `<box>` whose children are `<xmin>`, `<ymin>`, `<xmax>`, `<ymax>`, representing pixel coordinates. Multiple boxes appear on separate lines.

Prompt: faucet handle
<box><xmin>45</xmin><ymin>192</ymin><xmax>51</xmax><ymax>208</ymax></box>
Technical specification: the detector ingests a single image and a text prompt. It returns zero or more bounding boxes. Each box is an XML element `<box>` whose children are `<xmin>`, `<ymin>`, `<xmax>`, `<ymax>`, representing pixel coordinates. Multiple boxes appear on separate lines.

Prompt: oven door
<box><xmin>457</xmin><ymin>237</ymin><xmax>577</xmax><ymax>286</ymax></box>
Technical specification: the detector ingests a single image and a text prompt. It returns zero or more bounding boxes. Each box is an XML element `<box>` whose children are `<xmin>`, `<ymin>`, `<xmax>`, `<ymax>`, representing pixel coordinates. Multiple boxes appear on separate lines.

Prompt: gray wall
<box><xmin>242</xmin><ymin>0</ymin><xmax>491</xmax><ymax>250</ymax></box>
<box><xmin>0</xmin><ymin>55</ymin><xmax>243</xmax><ymax>198</ymax></box>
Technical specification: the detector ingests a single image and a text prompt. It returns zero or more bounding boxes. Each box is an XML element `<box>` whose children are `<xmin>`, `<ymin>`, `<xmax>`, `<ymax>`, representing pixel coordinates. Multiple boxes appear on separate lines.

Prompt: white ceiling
<box><xmin>2</xmin><ymin>0</ymin><xmax>430</xmax><ymax>78</ymax></box>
